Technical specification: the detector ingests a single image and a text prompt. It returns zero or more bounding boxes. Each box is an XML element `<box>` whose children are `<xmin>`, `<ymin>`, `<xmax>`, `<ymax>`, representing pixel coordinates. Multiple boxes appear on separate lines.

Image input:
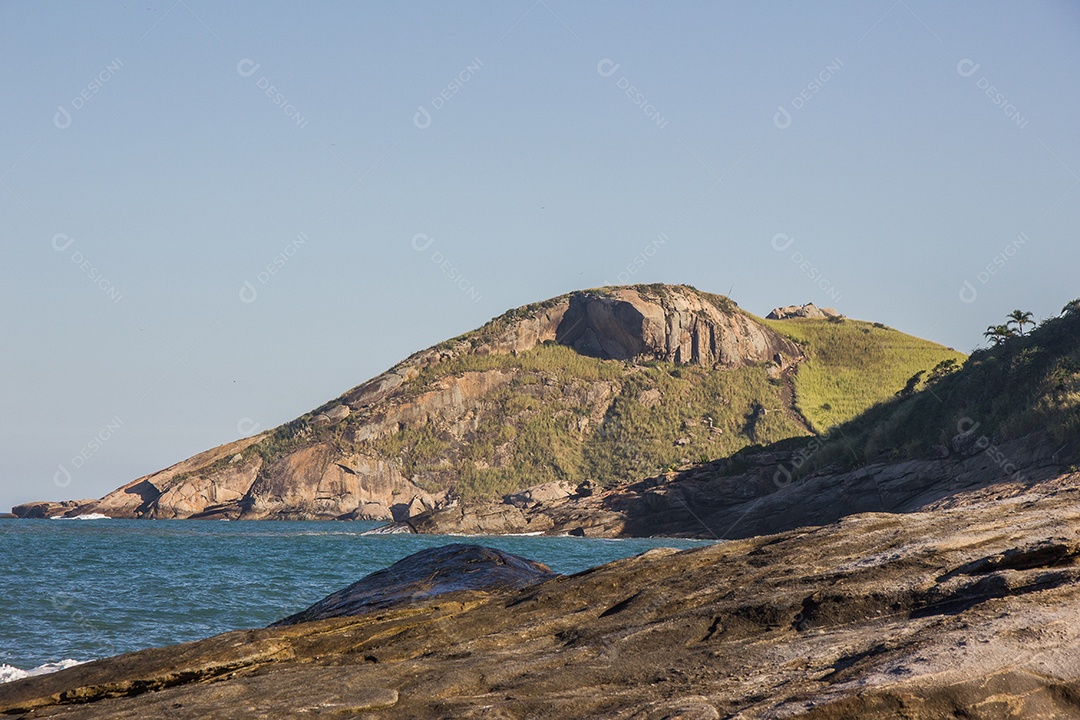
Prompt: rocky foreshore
<box><xmin>373</xmin><ymin>430</ymin><xmax>1074</xmax><ymax>540</ymax></box>
<box><xmin>4</xmin><ymin>467</ymin><xmax>1080</xmax><ymax>718</ymax></box>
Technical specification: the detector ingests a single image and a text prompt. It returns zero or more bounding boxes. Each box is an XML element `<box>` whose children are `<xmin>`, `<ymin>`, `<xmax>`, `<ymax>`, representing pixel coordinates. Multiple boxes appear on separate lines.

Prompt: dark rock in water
<box><xmin>271</xmin><ymin>544</ymin><xmax>557</xmax><ymax>626</ymax></box>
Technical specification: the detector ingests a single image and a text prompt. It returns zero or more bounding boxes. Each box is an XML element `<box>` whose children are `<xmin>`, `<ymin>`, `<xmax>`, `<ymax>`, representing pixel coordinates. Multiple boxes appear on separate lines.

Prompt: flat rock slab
<box><xmin>272</xmin><ymin>543</ymin><xmax>557</xmax><ymax>625</ymax></box>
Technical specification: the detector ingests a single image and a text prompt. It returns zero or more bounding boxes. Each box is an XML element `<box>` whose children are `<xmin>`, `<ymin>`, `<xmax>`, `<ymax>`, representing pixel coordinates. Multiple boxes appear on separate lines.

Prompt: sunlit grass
<box><xmin>761</xmin><ymin>318</ymin><xmax>967</xmax><ymax>433</ymax></box>
<box><xmin>366</xmin><ymin>342</ymin><xmax>811</xmax><ymax>500</ymax></box>
<box><xmin>807</xmin><ymin>310</ymin><xmax>1080</xmax><ymax>470</ymax></box>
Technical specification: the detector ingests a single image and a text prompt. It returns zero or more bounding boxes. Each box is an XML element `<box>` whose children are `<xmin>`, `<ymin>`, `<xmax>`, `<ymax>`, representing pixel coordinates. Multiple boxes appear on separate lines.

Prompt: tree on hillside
<box><xmin>928</xmin><ymin>358</ymin><xmax>960</xmax><ymax>382</ymax></box>
<box><xmin>1062</xmin><ymin>299</ymin><xmax>1080</xmax><ymax>316</ymax></box>
<box><xmin>1007</xmin><ymin>309</ymin><xmax>1035</xmax><ymax>336</ymax></box>
<box><xmin>984</xmin><ymin>324</ymin><xmax>1017</xmax><ymax>346</ymax></box>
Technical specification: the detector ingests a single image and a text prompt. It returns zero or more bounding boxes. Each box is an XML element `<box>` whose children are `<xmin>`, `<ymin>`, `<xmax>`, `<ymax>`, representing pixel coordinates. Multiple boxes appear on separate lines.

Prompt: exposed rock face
<box><xmin>5</xmin><ymin>475</ymin><xmax>1080</xmax><ymax>719</ymax></box>
<box><xmin>272</xmin><ymin>544</ymin><xmax>556</xmax><ymax>626</ymax></box>
<box><xmin>767</xmin><ymin>302</ymin><xmax>842</xmax><ymax>320</ymax></box>
<box><xmin>504</xmin><ymin>480</ymin><xmax>574</xmax><ymax>509</ymax></box>
<box><xmin>557</xmin><ymin>288</ymin><xmax>801</xmax><ymax>366</ymax></box>
<box><xmin>15</xmin><ymin>285</ymin><xmax>808</xmax><ymax>521</ymax></box>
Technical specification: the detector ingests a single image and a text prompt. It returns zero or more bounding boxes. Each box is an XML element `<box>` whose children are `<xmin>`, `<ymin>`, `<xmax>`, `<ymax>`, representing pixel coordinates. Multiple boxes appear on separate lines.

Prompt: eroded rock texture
<box><xmin>4</xmin><ymin>472</ymin><xmax>1080</xmax><ymax>719</ymax></box>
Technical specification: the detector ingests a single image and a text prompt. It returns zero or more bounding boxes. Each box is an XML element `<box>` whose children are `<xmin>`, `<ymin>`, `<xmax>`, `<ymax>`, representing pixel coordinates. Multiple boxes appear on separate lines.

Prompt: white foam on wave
<box><xmin>0</xmin><ymin>659</ymin><xmax>84</xmax><ymax>684</ymax></box>
<box><xmin>48</xmin><ymin>513</ymin><xmax>111</xmax><ymax>520</ymax></box>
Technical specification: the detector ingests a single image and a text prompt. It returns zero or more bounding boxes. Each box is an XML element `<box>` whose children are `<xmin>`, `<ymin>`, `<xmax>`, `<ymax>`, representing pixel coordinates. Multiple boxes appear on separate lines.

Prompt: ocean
<box><xmin>0</xmin><ymin>518</ymin><xmax>711</xmax><ymax>680</ymax></box>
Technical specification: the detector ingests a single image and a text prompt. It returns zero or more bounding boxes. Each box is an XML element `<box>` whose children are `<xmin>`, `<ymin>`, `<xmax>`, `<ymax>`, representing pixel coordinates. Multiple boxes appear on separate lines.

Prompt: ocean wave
<box><xmin>49</xmin><ymin>513</ymin><xmax>111</xmax><ymax>520</ymax></box>
<box><xmin>0</xmin><ymin>659</ymin><xmax>83</xmax><ymax>684</ymax></box>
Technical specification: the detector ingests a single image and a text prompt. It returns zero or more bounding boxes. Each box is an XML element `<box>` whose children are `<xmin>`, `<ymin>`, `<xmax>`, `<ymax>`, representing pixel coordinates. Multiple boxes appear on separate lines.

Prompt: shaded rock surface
<box><xmin>388</xmin><ymin>431</ymin><xmax>1072</xmax><ymax>539</ymax></box>
<box><xmin>272</xmin><ymin>544</ymin><xmax>556</xmax><ymax>626</ymax></box>
<box><xmin>5</xmin><ymin>470</ymin><xmax>1080</xmax><ymax>718</ymax></box>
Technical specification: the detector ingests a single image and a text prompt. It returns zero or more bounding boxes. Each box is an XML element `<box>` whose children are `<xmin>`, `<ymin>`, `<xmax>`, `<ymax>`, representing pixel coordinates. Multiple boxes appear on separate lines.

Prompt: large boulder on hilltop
<box><xmin>767</xmin><ymin>302</ymin><xmax>842</xmax><ymax>320</ymax></box>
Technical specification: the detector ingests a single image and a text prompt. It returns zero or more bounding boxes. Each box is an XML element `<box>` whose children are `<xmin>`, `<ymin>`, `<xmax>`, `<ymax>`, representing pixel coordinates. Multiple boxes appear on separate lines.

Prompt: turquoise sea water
<box><xmin>0</xmin><ymin>518</ymin><xmax>712</xmax><ymax>673</ymax></box>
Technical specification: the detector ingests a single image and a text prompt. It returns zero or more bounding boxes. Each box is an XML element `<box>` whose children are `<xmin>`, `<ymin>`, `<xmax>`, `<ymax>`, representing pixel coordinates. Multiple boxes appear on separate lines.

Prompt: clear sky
<box><xmin>2</xmin><ymin>2</ymin><xmax>1078</xmax><ymax>510</ymax></box>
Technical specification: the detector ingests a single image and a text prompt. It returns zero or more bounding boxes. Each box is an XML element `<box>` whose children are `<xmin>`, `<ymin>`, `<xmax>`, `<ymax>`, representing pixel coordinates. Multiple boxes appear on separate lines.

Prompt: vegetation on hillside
<box><xmin>761</xmin><ymin>317</ymin><xmax>966</xmax><ymax>432</ymax></box>
<box><xmin>235</xmin><ymin>287</ymin><xmax>994</xmax><ymax>503</ymax></box>
<box><xmin>805</xmin><ymin>302</ymin><xmax>1080</xmax><ymax>471</ymax></box>
<box><xmin>365</xmin><ymin>342</ymin><xmax>808</xmax><ymax>500</ymax></box>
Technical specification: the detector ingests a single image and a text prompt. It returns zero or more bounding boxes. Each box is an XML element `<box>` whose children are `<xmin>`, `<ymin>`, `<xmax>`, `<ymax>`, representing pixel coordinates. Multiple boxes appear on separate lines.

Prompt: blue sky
<box><xmin>2</xmin><ymin>1</ymin><xmax>1078</xmax><ymax>510</ymax></box>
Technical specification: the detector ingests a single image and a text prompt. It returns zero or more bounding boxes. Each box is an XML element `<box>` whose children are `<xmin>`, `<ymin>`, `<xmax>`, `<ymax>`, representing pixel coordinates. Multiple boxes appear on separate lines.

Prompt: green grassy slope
<box><xmin>807</xmin><ymin>307</ymin><xmax>1080</xmax><ymax>469</ymax></box>
<box><xmin>761</xmin><ymin>317</ymin><xmax>967</xmax><ymax>433</ymax></box>
<box><xmin>365</xmin><ymin>342</ymin><xmax>808</xmax><ymax>500</ymax></box>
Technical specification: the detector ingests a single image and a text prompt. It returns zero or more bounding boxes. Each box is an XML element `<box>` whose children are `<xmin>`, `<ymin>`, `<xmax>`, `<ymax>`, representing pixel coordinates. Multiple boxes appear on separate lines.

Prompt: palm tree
<box><xmin>1007</xmin><ymin>309</ymin><xmax>1034</xmax><ymax>336</ymax></box>
<box><xmin>984</xmin><ymin>324</ymin><xmax>1016</xmax><ymax>346</ymax></box>
<box><xmin>1062</xmin><ymin>299</ymin><xmax>1080</xmax><ymax>316</ymax></box>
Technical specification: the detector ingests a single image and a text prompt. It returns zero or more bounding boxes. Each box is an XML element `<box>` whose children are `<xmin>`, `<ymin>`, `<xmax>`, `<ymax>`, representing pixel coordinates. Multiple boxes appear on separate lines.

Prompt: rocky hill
<box><xmin>13</xmin><ymin>284</ymin><xmax>961</xmax><ymax>523</ymax></box>
<box><xmin>388</xmin><ymin>304</ymin><xmax>1080</xmax><ymax>539</ymax></box>
<box><xmin>5</xmin><ymin>302</ymin><xmax>1078</xmax><ymax>718</ymax></box>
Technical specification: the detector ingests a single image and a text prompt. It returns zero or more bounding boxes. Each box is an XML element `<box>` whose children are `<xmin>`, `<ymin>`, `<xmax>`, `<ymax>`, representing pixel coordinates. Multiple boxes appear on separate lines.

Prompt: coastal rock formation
<box><xmin>14</xmin><ymin>436</ymin><xmax>444</xmax><ymax>523</ymax></box>
<box><xmin>8</xmin><ymin>500</ymin><xmax>96</xmax><ymax>519</ymax></box>
<box><xmin>5</xmin><ymin>473</ymin><xmax>1080</xmax><ymax>718</ymax></box>
<box><xmin>15</xmin><ymin>285</ymin><xmax>819</xmax><ymax>522</ymax></box>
